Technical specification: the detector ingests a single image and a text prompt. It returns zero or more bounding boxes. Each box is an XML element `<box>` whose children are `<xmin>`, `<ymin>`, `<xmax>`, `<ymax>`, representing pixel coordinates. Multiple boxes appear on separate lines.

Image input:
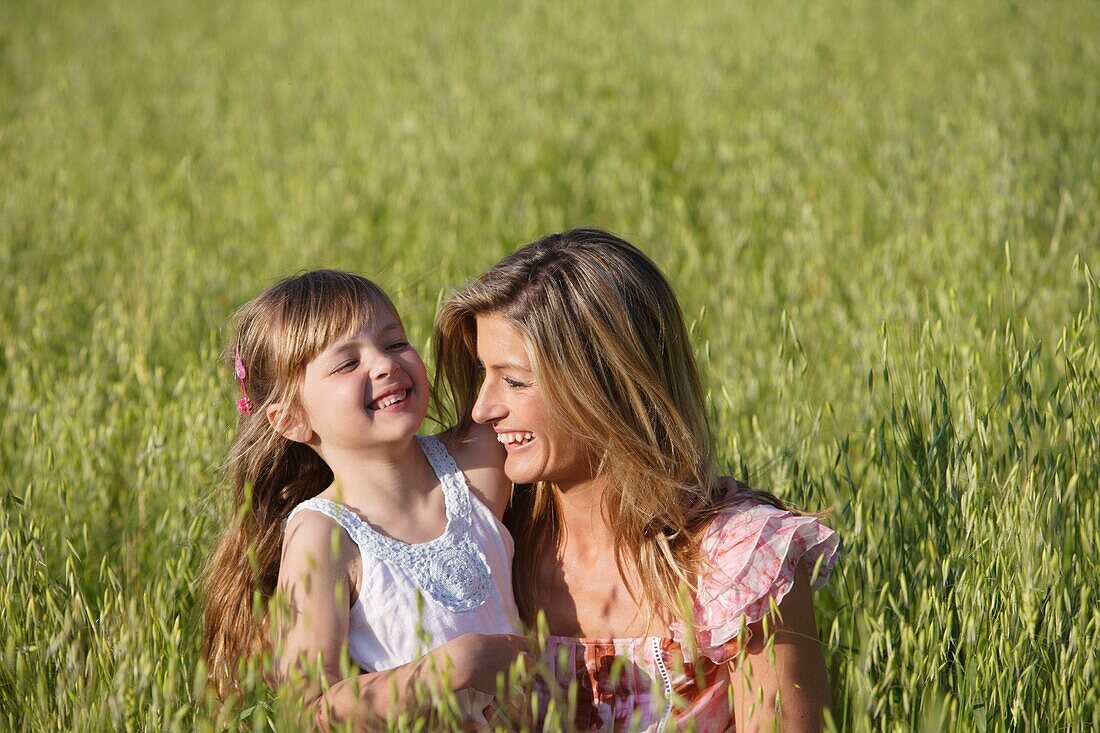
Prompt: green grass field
<box><xmin>2</xmin><ymin>0</ymin><xmax>1098</xmax><ymax>729</ymax></box>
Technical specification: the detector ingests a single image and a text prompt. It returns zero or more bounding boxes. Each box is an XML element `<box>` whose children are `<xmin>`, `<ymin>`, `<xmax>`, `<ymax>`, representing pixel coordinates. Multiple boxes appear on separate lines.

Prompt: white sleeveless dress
<box><xmin>284</xmin><ymin>435</ymin><xmax>521</xmax><ymax>673</ymax></box>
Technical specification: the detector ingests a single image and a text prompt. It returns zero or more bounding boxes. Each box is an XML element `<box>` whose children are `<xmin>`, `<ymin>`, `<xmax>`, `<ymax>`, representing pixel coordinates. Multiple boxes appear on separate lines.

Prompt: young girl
<box><xmin>201</xmin><ymin>270</ymin><xmax>526</xmax><ymax>727</ymax></box>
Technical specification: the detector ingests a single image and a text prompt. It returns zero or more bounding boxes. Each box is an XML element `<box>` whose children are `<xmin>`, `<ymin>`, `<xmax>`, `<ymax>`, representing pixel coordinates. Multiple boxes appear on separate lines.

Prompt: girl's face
<box><xmin>295</xmin><ymin>311</ymin><xmax>429</xmax><ymax>454</ymax></box>
<box><xmin>472</xmin><ymin>314</ymin><xmax>593</xmax><ymax>487</ymax></box>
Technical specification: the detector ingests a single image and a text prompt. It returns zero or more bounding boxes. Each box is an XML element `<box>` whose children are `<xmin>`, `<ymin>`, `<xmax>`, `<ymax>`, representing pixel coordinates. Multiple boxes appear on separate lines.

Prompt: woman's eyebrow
<box><xmin>486</xmin><ymin>359</ymin><xmax>532</xmax><ymax>372</ymax></box>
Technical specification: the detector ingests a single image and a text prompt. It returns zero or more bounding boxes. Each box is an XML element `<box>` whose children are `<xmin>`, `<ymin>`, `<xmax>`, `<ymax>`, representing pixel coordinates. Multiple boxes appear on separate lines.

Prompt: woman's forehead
<box><xmin>474</xmin><ymin>314</ymin><xmax>531</xmax><ymax>367</ymax></box>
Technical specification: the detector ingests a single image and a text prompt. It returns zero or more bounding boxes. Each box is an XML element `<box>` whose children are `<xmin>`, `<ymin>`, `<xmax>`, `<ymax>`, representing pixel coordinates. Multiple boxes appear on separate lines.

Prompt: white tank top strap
<box><xmin>284</xmin><ymin>497</ymin><xmax>369</xmax><ymax>545</ymax></box>
<box><xmin>417</xmin><ymin>434</ymin><xmax>473</xmax><ymax>529</ymax></box>
<box><xmin>418</xmin><ymin>433</ymin><xmax>461</xmax><ymax>481</ymax></box>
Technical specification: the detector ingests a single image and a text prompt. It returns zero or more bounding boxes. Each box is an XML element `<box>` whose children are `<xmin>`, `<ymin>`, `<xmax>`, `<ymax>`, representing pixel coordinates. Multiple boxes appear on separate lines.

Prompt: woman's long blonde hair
<box><xmin>434</xmin><ymin>229</ymin><xmax>773</xmax><ymax>625</ymax></box>
<box><xmin>201</xmin><ymin>270</ymin><xmax>399</xmax><ymax>697</ymax></box>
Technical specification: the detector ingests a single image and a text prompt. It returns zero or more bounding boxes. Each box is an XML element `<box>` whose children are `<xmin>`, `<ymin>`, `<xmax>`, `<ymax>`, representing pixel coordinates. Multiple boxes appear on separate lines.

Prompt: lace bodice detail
<box><xmin>285</xmin><ymin>435</ymin><xmax>492</xmax><ymax>613</ymax></box>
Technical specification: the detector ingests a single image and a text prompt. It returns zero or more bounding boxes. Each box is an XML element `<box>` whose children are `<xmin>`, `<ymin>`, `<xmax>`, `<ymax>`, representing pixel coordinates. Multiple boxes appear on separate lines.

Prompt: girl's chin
<box><xmin>367</xmin><ymin>414</ymin><xmax>428</xmax><ymax>445</ymax></box>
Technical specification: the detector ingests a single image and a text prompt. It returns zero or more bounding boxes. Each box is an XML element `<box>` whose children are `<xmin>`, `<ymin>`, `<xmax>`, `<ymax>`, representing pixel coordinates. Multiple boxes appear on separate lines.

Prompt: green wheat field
<box><xmin>2</xmin><ymin>0</ymin><xmax>1098</xmax><ymax>729</ymax></box>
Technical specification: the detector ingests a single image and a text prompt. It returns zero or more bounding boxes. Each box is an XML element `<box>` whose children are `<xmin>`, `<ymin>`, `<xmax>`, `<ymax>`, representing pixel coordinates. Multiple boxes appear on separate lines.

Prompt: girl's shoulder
<box><xmin>432</xmin><ymin>424</ymin><xmax>510</xmax><ymax>518</ymax></box>
<box><xmin>282</xmin><ymin>499</ymin><xmax>361</xmax><ymax>554</ymax></box>
<box><xmin>673</xmin><ymin>494</ymin><xmax>840</xmax><ymax>662</ymax></box>
<box><xmin>279</xmin><ymin>500</ymin><xmax>361</xmax><ymax>587</ymax></box>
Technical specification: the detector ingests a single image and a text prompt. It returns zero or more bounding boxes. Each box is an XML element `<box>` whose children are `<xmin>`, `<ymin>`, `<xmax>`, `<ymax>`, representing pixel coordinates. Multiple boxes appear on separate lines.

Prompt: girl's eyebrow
<box><xmin>322</xmin><ymin>322</ymin><xmax>404</xmax><ymax>358</ymax></box>
<box><xmin>319</xmin><ymin>344</ymin><xmax>357</xmax><ymax>367</ymax></box>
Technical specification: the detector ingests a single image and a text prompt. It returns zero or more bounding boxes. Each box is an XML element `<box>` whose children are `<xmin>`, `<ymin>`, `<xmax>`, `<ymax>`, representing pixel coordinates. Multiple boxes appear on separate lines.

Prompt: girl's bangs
<box><xmin>277</xmin><ymin>280</ymin><xmax>396</xmax><ymax>375</ymax></box>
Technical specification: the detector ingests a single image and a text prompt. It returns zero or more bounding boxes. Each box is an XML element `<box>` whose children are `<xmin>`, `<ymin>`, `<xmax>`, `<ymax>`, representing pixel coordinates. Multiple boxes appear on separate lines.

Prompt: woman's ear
<box><xmin>266</xmin><ymin>402</ymin><xmax>314</xmax><ymax>443</ymax></box>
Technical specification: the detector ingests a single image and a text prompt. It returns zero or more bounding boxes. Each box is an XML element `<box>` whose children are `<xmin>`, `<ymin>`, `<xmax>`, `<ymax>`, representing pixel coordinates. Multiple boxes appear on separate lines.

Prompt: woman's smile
<box><xmin>472</xmin><ymin>314</ymin><xmax>593</xmax><ymax>485</ymax></box>
<box><xmin>495</xmin><ymin>430</ymin><xmax>536</xmax><ymax>450</ymax></box>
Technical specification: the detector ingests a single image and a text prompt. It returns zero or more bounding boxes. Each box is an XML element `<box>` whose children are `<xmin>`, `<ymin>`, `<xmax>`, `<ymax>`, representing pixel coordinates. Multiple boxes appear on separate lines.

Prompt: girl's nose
<box><xmin>471</xmin><ymin>379</ymin><xmax>504</xmax><ymax>424</ymax></box>
<box><xmin>370</xmin><ymin>353</ymin><xmax>401</xmax><ymax>379</ymax></box>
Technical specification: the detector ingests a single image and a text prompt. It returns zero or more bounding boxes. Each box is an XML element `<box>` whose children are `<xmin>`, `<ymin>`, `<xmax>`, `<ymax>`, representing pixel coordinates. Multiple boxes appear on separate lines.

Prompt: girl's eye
<box><xmin>336</xmin><ymin>360</ymin><xmax>358</xmax><ymax>373</ymax></box>
<box><xmin>387</xmin><ymin>341</ymin><xmax>410</xmax><ymax>351</ymax></box>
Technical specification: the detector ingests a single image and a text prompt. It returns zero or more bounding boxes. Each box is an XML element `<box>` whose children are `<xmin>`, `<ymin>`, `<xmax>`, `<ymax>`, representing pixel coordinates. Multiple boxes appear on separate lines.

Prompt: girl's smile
<box><xmin>368</xmin><ymin>386</ymin><xmax>411</xmax><ymax>411</ymax></box>
<box><xmin>293</xmin><ymin>314</ymin><xmax>430</xmax><ymax>452</ymax></box>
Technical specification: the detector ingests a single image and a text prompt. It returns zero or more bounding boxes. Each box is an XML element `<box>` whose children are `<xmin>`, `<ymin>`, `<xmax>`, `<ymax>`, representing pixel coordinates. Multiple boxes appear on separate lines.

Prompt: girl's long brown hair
<box><xmin>434</xmin><ymin>229</ymin><xmax>783</xmax><ymax>626</ymax></box>
<box><xmin>201</xmin><ymin>270</ymin><xmax>398</xmax><ymax>697</ymax></box>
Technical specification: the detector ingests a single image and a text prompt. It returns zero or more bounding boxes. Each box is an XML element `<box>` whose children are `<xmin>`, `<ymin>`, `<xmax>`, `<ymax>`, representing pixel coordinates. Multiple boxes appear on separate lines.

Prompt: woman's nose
<box><xmin>471</xmin><ymin>379</ymin><xmax>504</xmax><ymax>424</ymax></box>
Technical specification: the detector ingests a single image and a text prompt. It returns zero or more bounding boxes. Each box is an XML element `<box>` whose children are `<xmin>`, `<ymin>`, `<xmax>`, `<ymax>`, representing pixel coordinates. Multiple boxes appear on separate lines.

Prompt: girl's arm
<box><xmin>317</xmin><ymin>632</ymin><xmax>529</xmax><ymax>728</ymax></box>
<box><xmin>276</xmin><ymin>511</ymin><xmax>526</xmax><ymax>729</ymax></box>
<box><xmin>442</xmin><ymin>422</ymin><xmax>511</xmax><ymax>519</ymax></box>
<box><xmin>729</xmin><ymin>563</ymin><xmax>832</xmax><ymax>732</ymax></box>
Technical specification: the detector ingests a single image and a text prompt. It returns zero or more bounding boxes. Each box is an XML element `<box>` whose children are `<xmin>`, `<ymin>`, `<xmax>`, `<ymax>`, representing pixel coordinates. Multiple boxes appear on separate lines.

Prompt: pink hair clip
<box><xmin>234</xmin><ymin>347</ymin><xmax>253</xmax><ymax>415</ymax></box>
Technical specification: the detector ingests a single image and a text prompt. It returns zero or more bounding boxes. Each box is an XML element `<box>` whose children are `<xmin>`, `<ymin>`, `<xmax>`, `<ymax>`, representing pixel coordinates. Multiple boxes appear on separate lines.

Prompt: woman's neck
<box><xmin>541</xmin><ymin>476</ymin><xmax>668</xmax><ymax>637</ymax></box>
<box><xmin>553</xmin><ymin>476</ymin><xmax>616</xmax><ymax>552</ymax></box>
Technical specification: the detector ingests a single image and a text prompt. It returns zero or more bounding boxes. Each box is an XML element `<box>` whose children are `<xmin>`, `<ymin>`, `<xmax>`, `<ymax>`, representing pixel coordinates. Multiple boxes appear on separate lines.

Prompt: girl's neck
<box><xmin>322</xmin><ymin>437</ymin><xmax>438</xmax><ymax>514</ymax></box>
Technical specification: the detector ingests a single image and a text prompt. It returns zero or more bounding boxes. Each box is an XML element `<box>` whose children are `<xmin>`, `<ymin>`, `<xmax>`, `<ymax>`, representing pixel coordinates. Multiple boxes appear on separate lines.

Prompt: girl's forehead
<box><xmin>324</xmin><ymin>314</ymin><xmax>403</xmax><ymax>350</ymax></box>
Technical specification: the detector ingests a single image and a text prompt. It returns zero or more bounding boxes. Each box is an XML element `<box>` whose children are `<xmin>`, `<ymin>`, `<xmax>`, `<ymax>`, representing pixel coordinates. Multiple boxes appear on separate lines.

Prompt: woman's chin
<box><xmin>503</xmin><ymin>457</ymin><xmax>544</xmax><ymax>485</ymax></box>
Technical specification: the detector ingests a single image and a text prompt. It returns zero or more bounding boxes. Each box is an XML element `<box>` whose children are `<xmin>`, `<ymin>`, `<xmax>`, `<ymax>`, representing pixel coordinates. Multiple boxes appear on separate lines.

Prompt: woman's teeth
<box><xmin>370</xmin><ymin>390</ymin><xmax>407</xmax><ymax>409</ymax></box>
<box><xmin>497</xmin><ymin>432</ymin><xmax>534</xmax><ymax>445</ymax></box>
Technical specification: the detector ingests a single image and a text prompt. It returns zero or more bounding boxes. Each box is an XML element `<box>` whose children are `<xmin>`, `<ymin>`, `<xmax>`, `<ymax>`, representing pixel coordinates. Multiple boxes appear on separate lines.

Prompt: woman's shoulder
<box><xmin>698</xmin><ymin>493</ymin><xmax>840</xmax><ymax>594</ymax></box>
<box><xmin>700</xmin><ymin>494</ymin><xmax>838</xmax><ymax>566</ymax></box>
<box><xmin>673</xmin><ymin>492</ymin><xmax>840</xmax><ymax>662</ymax></box>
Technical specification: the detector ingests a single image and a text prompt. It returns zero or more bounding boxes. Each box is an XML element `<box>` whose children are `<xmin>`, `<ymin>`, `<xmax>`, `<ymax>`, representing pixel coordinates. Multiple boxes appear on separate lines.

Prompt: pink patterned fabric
<box><xmin>674</xmin><ymin>496</ymin><xmax>840</xmax><ymax>664</ymax></box>
<box><xmin>536</xmin><ymin>498</ymin><xmax>839</xmax><ymax>732</ymax></box>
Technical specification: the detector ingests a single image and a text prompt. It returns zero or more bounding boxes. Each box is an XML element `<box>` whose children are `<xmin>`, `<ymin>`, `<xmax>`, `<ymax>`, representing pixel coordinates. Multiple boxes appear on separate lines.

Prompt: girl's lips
<box><xmin>368</xmin><ymin>387</ymin><xmax>410</xmax><ymax>411</ymax></box>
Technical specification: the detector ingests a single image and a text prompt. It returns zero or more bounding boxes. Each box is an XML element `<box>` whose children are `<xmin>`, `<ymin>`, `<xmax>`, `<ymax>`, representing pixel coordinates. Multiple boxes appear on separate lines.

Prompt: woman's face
<box><xmin>472</xmin><ymin>314</ymin><xmax>593</xmax><ymax>486</ymax></box>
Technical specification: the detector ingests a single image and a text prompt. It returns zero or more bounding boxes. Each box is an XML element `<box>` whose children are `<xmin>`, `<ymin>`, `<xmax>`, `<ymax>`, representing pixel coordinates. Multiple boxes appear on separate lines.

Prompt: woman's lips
<box><xmin>496</xmin><ymin>431</ymin><xmax>535</xmax><ymax>451</ymax></box>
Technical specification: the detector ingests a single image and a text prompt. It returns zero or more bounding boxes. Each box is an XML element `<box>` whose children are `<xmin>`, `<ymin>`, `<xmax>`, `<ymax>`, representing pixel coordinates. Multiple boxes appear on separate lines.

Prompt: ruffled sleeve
<box><xmin>671</xmin><ymin>497</ymin><xmax>839</xmax><ymax>664</ymax></box>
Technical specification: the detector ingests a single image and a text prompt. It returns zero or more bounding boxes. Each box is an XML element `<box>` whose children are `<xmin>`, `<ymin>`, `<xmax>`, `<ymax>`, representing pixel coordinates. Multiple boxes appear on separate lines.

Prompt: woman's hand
<box><xmin>310</xmin><ymin>633</ymin><xmax>531</xmax><ymax>730</ymax></box>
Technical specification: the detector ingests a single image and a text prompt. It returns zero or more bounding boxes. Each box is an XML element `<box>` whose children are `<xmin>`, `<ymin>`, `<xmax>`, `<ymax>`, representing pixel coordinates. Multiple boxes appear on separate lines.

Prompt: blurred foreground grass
<box><xmin>1</xmin><ymin>0</ymin><xmax>1098</xmax><ymax>729</ymax></box>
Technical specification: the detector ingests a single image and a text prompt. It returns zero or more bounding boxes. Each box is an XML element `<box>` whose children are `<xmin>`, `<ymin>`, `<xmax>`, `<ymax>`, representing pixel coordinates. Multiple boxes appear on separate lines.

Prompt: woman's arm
<box><xmin>275</xmin><ymin>512</ymin><xmax>526</xmax><ymax>729</ymax></box>
<box><xmin>729</xmin><ymin>562</ymin><xmax>832</xmax><ymax>732</ymax></box>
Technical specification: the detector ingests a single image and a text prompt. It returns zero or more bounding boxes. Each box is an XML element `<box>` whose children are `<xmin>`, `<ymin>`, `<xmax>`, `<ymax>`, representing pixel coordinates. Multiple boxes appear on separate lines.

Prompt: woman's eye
<box><xmin>504</xmin><ymin>377</ymin><xmax>527</xmax><ymax>390</ymax></box>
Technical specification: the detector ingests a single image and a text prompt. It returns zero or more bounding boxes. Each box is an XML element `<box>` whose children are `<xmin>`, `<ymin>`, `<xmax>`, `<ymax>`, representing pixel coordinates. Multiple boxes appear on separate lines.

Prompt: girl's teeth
<box><xmin>373</xmin><ymin>390</ymin><xmax>406</xmax><ymax>409</ymax></box>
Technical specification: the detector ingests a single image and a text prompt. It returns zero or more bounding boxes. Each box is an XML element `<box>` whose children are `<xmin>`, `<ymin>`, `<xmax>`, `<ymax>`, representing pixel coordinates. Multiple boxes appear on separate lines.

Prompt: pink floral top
<box><xmin>534</xmin><ymin>497</ymin><xmax>840</xmax><ymax>732</ymax></box>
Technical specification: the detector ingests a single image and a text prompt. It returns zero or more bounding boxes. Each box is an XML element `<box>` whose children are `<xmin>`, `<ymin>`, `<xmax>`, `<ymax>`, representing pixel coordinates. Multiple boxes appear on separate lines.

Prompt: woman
<box><xmin>434</xmin><ymin>228</ymin><xmax>839</xmax><ymax>731</ymax></box>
